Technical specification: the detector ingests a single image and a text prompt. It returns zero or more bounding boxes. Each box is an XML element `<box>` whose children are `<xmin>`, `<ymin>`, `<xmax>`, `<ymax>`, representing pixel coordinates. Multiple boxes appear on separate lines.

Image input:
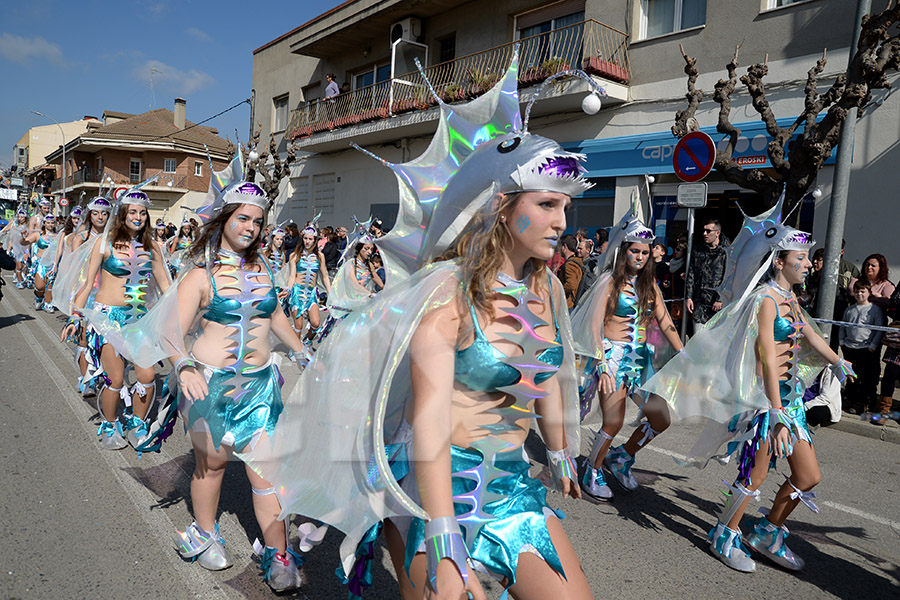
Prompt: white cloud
<box><xmin>186</xmin><ymin>27</ymin><xmax>213</xmax><ymax>43</ymax></box>
<box><xmin>0</xmin><ymin>33</ymin><xmax>65</xmax><ymax>66</ymax></box>
<box><xmin>133</xmin><ymin>60</ymin><xmax>215</xmax><ymax>95</ymax></box>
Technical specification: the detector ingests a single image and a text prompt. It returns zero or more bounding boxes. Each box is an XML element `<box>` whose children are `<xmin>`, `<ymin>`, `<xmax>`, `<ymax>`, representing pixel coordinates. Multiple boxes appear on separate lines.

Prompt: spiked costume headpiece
<box><xmin>355</xmin><ymin>45</ymin><xmax>605</xmax><ymax>280</ymax></box>
<box><xmin>716</xmin><ymin>187</ymin><xmax>816</xmax><ymax>305</ymax></box>
<box><xmin>196</xmin><ymin>148</ymin><xmax>269</xmax><ymax>223</ymax></box>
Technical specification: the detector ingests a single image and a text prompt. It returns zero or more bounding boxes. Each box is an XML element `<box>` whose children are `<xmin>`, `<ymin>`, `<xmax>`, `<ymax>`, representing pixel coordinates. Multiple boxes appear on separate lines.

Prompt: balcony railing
<box><xmin>287</xmin><ymin>19</ymin><xmax>629</xmax><ymax>140</ymax></box>
<box><xmin>50</xmin><ymin>169</ymin><xmax>103</xmax><ymax>192</ymax></box>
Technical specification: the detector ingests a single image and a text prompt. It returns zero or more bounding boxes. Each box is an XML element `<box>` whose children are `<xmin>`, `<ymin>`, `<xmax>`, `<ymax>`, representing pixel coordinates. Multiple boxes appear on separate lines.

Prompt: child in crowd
<box><xmin>840</xmin><ymin>279</ymin><xmax>885</xmax><ymax>414</ymax></box>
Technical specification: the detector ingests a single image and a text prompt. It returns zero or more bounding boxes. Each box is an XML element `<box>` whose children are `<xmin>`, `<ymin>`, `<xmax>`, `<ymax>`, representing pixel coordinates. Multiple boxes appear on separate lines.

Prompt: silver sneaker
<box><xmin>745</xmin><ymin>516</ymin><xmax>805</xmax><ymax>571</ymax></box>
<box><xmin>174</xmin><ymin>522</ymin><xmax>233</xmax><ymax>571</ymax></box>
<box><xmin>97</xmin><ymin>420</ymin><xmax>127</xmax><ymax>450</ymax></box>
<box><xmin>258</xmin><ymin>546</ymin><xmax>303</xmax><ymax>592</ymax></box>
<box><xmin>123</xmin><ymin>414</ymin><xmax>151</xmax><ymax>449</ymax></box>
<box><xmin>580</xmin><ymin>459</ymin><xmax>613</xmax><ymax>500</ymax></box>
<box><xmin>708</xmin><ymin>522</ymin><xmax>756</xmax><ymax>573</ymax></box>
<box><xmin>604</xmin><ymin>445</ymin><xmax>638</xmax><ymax>491</ymax></box>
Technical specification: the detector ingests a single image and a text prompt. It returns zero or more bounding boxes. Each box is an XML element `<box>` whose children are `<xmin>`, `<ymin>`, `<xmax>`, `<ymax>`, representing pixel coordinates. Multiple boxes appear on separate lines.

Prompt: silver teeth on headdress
<box><xmin>87</xmin><ymin>196</ymin><xmax>113</xmax><ymax>212</ymax></box>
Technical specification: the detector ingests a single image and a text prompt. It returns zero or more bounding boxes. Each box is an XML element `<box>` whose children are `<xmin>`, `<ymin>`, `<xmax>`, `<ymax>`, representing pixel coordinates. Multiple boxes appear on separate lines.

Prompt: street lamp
<box><xmin>31</xmin><ymin>110</ymin><xmax>66</xmax><ymax>215</ymax></box>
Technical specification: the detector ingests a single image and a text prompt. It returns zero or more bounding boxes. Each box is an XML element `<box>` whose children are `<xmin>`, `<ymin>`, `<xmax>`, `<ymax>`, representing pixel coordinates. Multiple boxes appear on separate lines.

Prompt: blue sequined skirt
<box><xmin>177</xmin><ymin>356</ymin><xmax>284</xmax><ymax>451</ymax></box>
<box><xmin>400</xmin><ymin>444</ymin><xmax>564</xmax><ymax>586</ymax></box>
<box><xmin>289</xmin><ymin>283</ymin><xmax>318</xmax><ymax>316</ymax></box>
<box><xmin>728</xmin><ymin>379</ymin><xmax>812</xmax><ymax>483</ymax></box>
<box><xmin>84</xmin><ymin>303</ymin><xmax>139</xmax><ymax>386</ymax></box>
<box><xmin>604</xmin><ymin>338</ymin><xmax>653</xmax><ymax>392</ymax></box>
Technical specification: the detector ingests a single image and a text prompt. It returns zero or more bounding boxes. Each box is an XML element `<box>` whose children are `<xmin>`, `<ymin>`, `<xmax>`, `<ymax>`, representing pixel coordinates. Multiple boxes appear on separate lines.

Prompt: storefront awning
<box><xmin>563</xmin><ymin>115</ymin><xmax>836</xmax><ymax>178</ymax></box>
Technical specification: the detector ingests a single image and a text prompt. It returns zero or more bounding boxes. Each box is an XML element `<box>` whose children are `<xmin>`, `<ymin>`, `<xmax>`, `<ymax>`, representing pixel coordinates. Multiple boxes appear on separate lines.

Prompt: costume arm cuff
<box><xmin>173</xmin><ymin>356</ymin><xmax>197</xmax><ymax>376</ymax></box>
<box><xmin>828</xmin><ymin>358</ymin><xmax>856</xmax><ymax>387</ymax></box>
<box><xmin>768</xmin><ymin>407</ymin><xmax>796</xmax><ymax>431</ymax></box>
<box><xmin>546</xmin><ymin>447</ymin><xmax>578</xmax><ymax>489</ymax></box>
<box><xmin>424</xmin><ymin>516</ymin><xmax>469</xmax><ymax>592</ymax></box>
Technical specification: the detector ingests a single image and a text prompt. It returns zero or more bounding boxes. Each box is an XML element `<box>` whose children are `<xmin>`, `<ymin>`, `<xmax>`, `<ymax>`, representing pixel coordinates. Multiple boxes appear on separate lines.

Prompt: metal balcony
<box><xmin>287</xmin><ymin>19</ymin><xmax>630</xmax><ymax>151</ymax></box>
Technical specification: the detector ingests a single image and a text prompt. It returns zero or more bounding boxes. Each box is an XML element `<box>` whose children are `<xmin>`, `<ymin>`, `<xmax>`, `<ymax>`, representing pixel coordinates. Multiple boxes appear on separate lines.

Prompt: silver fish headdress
<box><xmin>716</xmin><ymin>187</ymin><xmax>816</xmax><ymax>305</ymax></box>
<box><xmin>196</xmin><ymin>147</ymin><xmax>269</xmax><ymax>222</ymax></box>
<box><xmin>355</xmin><ymin>45</ymin><xmax>606</xmax><ymax>280</ymax></box>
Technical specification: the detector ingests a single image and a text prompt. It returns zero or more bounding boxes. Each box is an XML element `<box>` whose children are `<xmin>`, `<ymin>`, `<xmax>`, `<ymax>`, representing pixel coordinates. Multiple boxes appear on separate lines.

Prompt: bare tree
<box><xmin>673</xmin><ymin>3</ymin><xmax>900</xmax><ymax>218</ymax></box>
<box><xmin>226</xmin><ymin>121</ymin><xmax>296</xmax><ymax>202</ymax></box>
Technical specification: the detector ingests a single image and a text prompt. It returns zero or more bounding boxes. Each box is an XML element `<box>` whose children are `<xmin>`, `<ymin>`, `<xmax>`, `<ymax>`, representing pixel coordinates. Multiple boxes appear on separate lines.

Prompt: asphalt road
<box><xmin>1</xmin><ymin>279</ymin><xmax>898</xmax><ymax>600</ymax></box>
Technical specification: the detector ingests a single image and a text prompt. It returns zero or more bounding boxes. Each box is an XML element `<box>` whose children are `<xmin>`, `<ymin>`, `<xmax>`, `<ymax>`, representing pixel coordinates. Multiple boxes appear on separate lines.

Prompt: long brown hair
<box><xmin>437</xmin><ymin>193</ymin><xmax>548</xmax><ymax>320</ymax></box>
<box><xmin>110</xmin><ymin>203</ymin><xmax>153</xmax><ymax>250</ymax></box>
<box><xmin>604</xmin><ymin>241</ymin><xmax>656</xmax><ymax>325</ymax></box>
<box><xmin>188</xmin><ymin>203</ymin><xmax>266</xmax><ymax>266</ymax></box>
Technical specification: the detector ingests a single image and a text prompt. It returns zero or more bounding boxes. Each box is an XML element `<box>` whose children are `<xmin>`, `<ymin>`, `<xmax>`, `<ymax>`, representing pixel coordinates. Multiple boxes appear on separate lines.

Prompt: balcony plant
<box><xmin>540</xmin><ymin>57</ymin><xmax>570</xmax><ymax>77</ymax></box>
<box><xmin>440</xmin><ymin>83</ymin><xmax>466</xmax><ymax>103</ymax></box>
<box><xmin>582</xmin><ymin>55</ymin><xmax>630</xmax><ymax>83</ymax></box>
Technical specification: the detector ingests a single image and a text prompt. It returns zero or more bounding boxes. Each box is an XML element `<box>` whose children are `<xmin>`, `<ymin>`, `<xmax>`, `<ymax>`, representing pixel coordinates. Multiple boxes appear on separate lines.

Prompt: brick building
<box><xmin>43</xmin><ymin>98</ymin><xmax>231</xmax><ymax>221</ymax></box>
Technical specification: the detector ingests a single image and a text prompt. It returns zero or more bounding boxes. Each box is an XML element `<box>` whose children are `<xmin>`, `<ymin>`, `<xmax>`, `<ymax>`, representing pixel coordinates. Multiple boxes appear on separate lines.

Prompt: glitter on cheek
<box><xmin>516</xmin><ymin>215</ymin><xmax>530</xmax><ymax>234</ymax></box>
<box><xmin>230</xmin><ymin>222</ymin><xmax>238</xmax><ymax>231</ymax></box>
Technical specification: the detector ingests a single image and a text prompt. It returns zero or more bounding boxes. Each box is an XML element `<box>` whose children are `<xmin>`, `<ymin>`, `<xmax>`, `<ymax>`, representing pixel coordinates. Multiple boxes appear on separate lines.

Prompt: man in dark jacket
<box><xmin>685</xmin><ymin>219</ymin><xmax>730</xmax><ymax>333</ymax></box>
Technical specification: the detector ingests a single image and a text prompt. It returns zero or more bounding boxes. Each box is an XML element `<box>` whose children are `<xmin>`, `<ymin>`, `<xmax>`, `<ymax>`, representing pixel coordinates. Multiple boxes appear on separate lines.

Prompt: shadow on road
<box><xmin>0</xmin><ymin>312</ymin><xmax>34</xmax><ymax>328</ymax></box>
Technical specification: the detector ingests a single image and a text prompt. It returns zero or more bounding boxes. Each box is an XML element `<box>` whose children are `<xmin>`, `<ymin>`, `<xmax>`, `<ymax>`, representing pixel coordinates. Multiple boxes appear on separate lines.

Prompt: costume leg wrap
<box><xmin>717</xmin><ymin>480</ymin><xmax>760</xmax><ymax>526</ymax></box>
<box><xmin>588</xmin><ymin>429</ymin><xmax>614</xmax><ymax>465</ymax></box>
<box><xmin>636</xmin><ymin>421</ymin><xmax>660</xmax><ymax>448</ymax></box>
<box><xmin>786</xmin><ymin>477</ymin><xmax>820</xmax><ymax>513</ymax></box>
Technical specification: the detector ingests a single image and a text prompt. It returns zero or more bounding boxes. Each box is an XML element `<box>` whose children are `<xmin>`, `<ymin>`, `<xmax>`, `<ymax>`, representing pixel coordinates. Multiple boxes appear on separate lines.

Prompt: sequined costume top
<box><xmin>267</xmin><ymin>249</ymin><xmax>285</xmax><ymax>272</ymax></box>
<box><xmin>355</xmin><ymin>257</ymin><xmax>372</xmax><ymax>289</ymax></box>
<box><xmin>455</xmin><ymin>273</ymin><xmax>563</xmax><ymax>392</ymax></box>
<box><xmin>175</xmin><ymin>237</ymin><xmax>192</xmax><ymax>251</ymax></box>
<box><xmin>101</xmin><ymin>239</ymin><xmax>154</xmax><ymax>319</ymax></box>
<box><xmin>294</xmin><ymin>251</ymin><xmax>319</xmax><ymax>288</ymax></box>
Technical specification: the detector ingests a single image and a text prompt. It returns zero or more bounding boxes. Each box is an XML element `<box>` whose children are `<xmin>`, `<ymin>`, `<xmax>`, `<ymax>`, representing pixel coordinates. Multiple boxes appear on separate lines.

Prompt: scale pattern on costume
<box><xmin>455</xmin><ymin>281</ymin><xmax>561</xmax><ymax>547</ymax></box>
<box><xmin>122</xmin><ymin>240</ymin><xmax>153</xmax><ymax>320</ymax></box>
<box><xmin>619</xmin><ymin>276</ymin><xmax>646</xmax><ymax>389</ymax></box>
<box><xmin>188</xmin><ymin>252</ymin><xmax>272</xmax><ymax>426</ymax></box>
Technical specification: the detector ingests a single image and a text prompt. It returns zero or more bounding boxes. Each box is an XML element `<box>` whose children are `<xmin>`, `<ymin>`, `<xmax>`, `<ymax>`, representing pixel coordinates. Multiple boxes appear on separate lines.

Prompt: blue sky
<box><xmin>0</xmin><ymin>0</ymin><xmax>343</xmax><ymax>169</ymax></box>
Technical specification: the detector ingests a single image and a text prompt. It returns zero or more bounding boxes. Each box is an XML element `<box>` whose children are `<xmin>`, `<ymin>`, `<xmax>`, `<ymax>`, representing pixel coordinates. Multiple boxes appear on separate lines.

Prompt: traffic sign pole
<box><xmin>676</xmin><ymin>182</ymin><xmax>708</xmax><ymax>342</ymax></box>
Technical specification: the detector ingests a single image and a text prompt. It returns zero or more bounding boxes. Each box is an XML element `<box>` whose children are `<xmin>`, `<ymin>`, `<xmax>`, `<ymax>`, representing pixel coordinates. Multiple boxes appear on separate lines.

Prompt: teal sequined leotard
<box><xmin>398</xmin><ymin>273</ymin><xmax>569</xmax><ymax>590</ymax></box>
<box><xmin>176</xmin><ymin>251</ymin><xmax>284</xmax><ymax>451</ymax></box>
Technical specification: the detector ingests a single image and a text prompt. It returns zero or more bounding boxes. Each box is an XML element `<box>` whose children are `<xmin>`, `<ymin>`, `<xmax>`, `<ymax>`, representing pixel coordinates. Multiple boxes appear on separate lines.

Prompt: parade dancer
<box><xmin>166</xmin><ymin>217</ymin><xmax>195</xmax><ymax>278</ymax></box>
<box><xmin>60</xmin><ymin>184</ymin><xmax>171</xmax><ymax>450</ymax></box>
<box><xmin>119</xmin><ymin>153</ymin><xmax>309</xmax><ymax>591</ymax></box>
<box><xmin>263</xmin><ymin>226</ymin><xmax>290</xmax><ymax>315</ymax></box>
<box><xmin>326</xmin><ymin>219</ymin><xmax>381</xmax><ymax>319</ymax></box>
<box><xmin>27</xmin><ymin>214</ymin><xmax>60</xmax><ymax>312</ymax></box>
<box><xmin>246</xmin><ymin>48</ymin><xmax>601</xmax><ymax>599</ymax></box>
<box><xmin>570</xmin><ymin>208</ymin><xmax>683</xmax><ymax>500</ymax></box>
<box><xmin>285</xmin><ymin>221</ymin><xmax>331</xmax><ymax>344</ymax></box>
<box><xmin>55</xmin><ymin>196</ymin><xmax>113</xmax><ymax>397</ymax></box>
<box><xmin>642</xmin><ymin>197</ymin><xmax>856</xmax><ymax>573</ymax></box>
<box><xmin>5</xmin><ymin>209</ymin><xmax>31</xmax><ymax>288</ymax></box>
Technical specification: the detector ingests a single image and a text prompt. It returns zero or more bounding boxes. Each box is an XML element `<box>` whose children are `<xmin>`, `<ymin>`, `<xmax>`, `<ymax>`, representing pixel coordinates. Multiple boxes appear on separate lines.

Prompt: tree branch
<box><xmin>672</xmin><ymin>43</ymin><xmax>703</xmax><ymax>138</ymax></box>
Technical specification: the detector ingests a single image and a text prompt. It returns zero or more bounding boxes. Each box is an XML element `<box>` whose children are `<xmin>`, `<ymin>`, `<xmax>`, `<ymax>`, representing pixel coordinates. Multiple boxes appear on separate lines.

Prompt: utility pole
<box><xmin>816</xmin><ymin>0</ymin><xmax>871</xmax><ymax>342</ymax></box>
<box><xmin>31</xmin><ymin>110</ymin><xmax>67</xmax><ymax>216</ymax></box>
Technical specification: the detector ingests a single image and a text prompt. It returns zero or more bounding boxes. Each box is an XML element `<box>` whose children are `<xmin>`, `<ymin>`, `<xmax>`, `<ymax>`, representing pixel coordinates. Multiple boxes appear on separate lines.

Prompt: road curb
<box><xmin>825</xmin><ymin>411</ymin><xmax>900</xmax><ymax>445</ymax></box>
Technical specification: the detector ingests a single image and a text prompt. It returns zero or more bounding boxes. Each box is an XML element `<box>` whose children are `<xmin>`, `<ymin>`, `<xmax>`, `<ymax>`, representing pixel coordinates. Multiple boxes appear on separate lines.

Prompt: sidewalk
<box><xmin>825</xmin><ymin>409</ymin><xmax>900</xmax><ymax>445</ymax></box>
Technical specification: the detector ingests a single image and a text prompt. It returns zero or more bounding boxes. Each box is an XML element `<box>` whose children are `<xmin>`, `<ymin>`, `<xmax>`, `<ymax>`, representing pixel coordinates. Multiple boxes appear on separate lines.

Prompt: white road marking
<box><xmin>580</xmin><ymin>423</ymin><xmax>900</xmax><ymax>530</ymax></box>
<box><xmin>4</xmin><ymin>289</ymin><xmax>232</xmax><ymax>599</ymax></box>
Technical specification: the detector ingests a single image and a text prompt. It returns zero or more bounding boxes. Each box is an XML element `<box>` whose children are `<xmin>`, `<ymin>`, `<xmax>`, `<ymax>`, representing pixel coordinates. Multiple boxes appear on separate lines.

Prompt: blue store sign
<box><xmin>563</xmin><ymin>115</ymin><xmax>836</xmax><ymax>178</ymax></box>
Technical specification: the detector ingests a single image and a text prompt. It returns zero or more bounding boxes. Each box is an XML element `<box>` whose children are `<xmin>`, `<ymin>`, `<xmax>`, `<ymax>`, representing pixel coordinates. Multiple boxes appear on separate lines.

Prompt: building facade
<box><xmin>252</xmin><ymin>0</ymin><xmax>900</xmax><ymax>273</ymax></box>
<box><xmin>42</xmin><ymin>99</ymin><xmax>231</xmax><ymax>222</ymax></box>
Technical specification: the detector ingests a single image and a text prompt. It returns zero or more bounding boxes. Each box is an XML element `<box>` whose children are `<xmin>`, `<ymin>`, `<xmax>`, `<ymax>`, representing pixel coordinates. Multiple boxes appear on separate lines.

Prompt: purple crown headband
<box><xmin>121</xmin><ymin>190</ymin><xmax>151</xmax><ymax>208</ymax></box>
<box><xmin>87</xmin><ymin>196</ymin><xmax>113</xmax><ymax>212</ymax></box>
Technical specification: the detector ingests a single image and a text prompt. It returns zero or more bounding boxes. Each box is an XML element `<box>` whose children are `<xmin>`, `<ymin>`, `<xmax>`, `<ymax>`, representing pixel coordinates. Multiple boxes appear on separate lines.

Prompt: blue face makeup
<box><xmin>230</xmin><ymin>221</ymin><xmax>238</xmax><ymax>230</ymax></box>
<box><xmin>516</xmin><ymin>215</ymin><xmax>530</xmax><ymax>234</ymax></box>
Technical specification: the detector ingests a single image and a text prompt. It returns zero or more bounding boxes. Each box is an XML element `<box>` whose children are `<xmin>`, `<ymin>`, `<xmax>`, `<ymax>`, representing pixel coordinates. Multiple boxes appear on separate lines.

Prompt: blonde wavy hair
<box><xmin>436</xmin><ymin>192</ymin><xmax>548</xmax><ymax>320</ymax></box>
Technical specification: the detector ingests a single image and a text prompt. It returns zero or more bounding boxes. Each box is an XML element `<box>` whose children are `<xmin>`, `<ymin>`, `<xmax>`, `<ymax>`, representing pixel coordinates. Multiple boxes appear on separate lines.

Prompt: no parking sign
<box><xmin>673</xmin><ymin>131</ymin><xmax>716</xmax><ymax>182</ymax></box>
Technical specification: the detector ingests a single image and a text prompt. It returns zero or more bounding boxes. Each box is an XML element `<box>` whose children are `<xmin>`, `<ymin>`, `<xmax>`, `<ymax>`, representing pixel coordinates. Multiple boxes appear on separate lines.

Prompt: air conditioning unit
<box><xmin>390</xmin><ymin>17</ymin><xmax>422</xmax><ymax>45</ymax></box>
